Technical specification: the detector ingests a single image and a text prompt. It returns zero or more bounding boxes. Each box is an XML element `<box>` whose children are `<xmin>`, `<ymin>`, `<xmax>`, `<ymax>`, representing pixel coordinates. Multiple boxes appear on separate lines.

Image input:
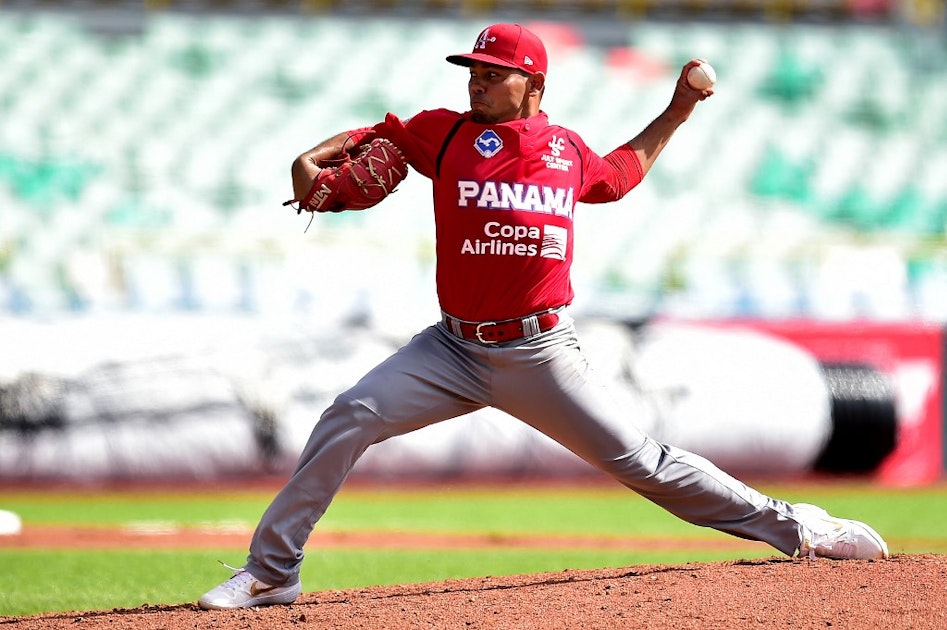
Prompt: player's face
<box><xmin>467</xmin><ymin>62</ymin><xmax>532</xmax><ymax>124</ymax></box>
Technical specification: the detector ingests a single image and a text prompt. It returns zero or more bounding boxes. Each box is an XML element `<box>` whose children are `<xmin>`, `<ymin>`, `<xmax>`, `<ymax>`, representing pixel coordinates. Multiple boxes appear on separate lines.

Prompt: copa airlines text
<box><xmin>457</xmin><ymin>180</ymin><xmax>575</xmax><ymax>219</ymax></box>
<box><xmin>461</xmin><ymin>222</ymin><xmax>540</xmax><ymax>256</ymax></box>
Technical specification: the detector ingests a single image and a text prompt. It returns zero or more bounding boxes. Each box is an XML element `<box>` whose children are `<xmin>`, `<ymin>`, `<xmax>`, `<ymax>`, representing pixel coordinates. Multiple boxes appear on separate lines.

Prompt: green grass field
<box><xmin>1</xmin><ymin>480</ymin><xmax>945</xmax><ymax>617</ymax></box>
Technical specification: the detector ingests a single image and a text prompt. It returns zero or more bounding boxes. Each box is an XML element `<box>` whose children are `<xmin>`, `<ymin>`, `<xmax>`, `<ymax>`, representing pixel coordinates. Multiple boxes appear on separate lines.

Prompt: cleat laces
<box><xmin>214</xmin><ymin>562</ymin><xmax>257</xmax><ymax>592</ymax></box>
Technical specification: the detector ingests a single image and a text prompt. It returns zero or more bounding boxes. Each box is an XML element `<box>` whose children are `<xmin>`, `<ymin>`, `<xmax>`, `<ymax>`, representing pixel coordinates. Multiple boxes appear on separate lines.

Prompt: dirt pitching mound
<box><xmin>3</xmin><ymin>554</ymin><xmax>945</xmax><ymax>629</ymax></box>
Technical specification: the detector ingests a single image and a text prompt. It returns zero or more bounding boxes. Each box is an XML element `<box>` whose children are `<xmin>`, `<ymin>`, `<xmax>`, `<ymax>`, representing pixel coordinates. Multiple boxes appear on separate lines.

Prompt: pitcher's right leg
<box><xmin>209</xmin><ymin>325</ymin><xmax>490</xmax><ymax>603</ymax></box>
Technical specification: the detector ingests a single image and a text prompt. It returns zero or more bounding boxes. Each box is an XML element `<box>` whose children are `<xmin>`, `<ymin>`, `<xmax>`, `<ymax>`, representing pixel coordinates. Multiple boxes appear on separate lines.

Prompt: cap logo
<box><xmin>476</xmin><ymin>29</ymin><xmax>496</xmax><ymax>50</ymax></box>
<box><xmin>447</xmin><ymin>23</ymin><xmax>547</xmax><ymax>76</ymax></box>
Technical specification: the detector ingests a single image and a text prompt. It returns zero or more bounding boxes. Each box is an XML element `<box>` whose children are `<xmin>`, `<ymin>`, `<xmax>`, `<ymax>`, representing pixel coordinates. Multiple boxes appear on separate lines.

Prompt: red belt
<box><xmin>442</xmin><ymin>310</ymin><xmax>561</xmax><ymax>344</ymax></box>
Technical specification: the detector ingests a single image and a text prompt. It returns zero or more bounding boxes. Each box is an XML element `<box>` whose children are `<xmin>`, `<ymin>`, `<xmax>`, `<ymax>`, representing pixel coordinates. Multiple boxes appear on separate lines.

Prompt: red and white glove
<box><xmin>284</xmin><ymin>138</ymin><xmax>409</xmax><ymax>213</ymax></box>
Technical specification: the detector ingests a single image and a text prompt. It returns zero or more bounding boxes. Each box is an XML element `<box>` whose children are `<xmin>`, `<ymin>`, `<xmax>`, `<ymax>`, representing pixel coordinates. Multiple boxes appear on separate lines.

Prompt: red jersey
<box><xmin>374</xmin><ymin>109</ymin><xmax>641</xmax><ymax>322</ymax></box>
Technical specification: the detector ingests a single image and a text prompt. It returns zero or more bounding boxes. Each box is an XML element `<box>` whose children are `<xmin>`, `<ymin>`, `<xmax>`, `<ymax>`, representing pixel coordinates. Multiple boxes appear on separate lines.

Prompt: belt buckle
<box><xmin>475</xmin><ymin>321</ymin><xmax>497</xmax><ymax>344</ymax></box>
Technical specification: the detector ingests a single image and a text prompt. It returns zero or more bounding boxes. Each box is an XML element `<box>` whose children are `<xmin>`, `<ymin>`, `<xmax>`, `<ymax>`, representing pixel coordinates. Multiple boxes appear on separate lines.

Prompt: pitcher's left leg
<box><xmin>493</xmin><ymin>322</ymin><xmax>803</xmax><ymax>555</ymax></box>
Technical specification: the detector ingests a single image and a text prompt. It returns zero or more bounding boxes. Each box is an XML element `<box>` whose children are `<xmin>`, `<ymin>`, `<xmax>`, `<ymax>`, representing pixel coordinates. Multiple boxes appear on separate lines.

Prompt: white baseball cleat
<box><xmin>793</xmin><ymin>503</ymin><xmax>889</xmax><ymax>560</ymax></box>
<box><xmin>198</xmin><ymin>565</ymin><xmax>301</xmax><ymax>610</ymax></box>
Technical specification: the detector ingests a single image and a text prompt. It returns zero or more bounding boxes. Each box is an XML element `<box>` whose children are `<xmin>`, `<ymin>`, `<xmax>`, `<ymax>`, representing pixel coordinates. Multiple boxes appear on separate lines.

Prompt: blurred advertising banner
<box><xmin>729</xmin><ymin>320</ymin><xmax>944</xmax><ymax>486</ymax></box>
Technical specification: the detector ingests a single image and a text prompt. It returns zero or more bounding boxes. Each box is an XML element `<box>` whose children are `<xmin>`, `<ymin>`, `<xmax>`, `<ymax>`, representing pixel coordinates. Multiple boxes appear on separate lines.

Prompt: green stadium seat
<box><xmin>757</xmin><ymin>47</ymin><xmax>823</xmax><ymax>108</ymax></box>
<box><xmin>0</xmin><ymin>12</ymin><xmax>944</xmax><ymax>319</ymax></box>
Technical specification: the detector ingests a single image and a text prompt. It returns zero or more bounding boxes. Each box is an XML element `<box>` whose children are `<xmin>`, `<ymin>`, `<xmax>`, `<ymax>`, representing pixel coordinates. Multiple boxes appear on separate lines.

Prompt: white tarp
<box><xmin>0</xmin><ymin>314</ymin><xmax>832</xmax><ymax>481</ymax></box>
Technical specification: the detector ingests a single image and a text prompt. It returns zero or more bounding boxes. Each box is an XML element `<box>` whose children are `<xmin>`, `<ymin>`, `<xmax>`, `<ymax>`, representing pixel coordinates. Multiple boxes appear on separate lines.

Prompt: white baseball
<box><xmin>687</xmin><ymin>62</ymin><xmax>716</xmax><ymax>90</ymax></box>
<box><xmin>0</xmin><ymin>510</ymin><xmax>21</xmax><ymax>535</ymax></box>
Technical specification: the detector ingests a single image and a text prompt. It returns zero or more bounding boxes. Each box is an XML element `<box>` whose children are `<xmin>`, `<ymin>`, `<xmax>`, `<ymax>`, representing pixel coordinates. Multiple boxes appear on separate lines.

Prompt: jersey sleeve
<box><xmin>578</xmin><ymin>142</ymin><xmax>645</xmax><ymax>204</ymax></box>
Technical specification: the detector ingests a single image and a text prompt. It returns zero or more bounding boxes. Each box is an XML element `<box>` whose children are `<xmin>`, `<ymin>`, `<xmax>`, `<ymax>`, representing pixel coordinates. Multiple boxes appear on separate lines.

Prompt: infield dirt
<box><xmin>3</xmin><ymin>554</ymin><xmax>945</xmax><ymax>629</ymax></box>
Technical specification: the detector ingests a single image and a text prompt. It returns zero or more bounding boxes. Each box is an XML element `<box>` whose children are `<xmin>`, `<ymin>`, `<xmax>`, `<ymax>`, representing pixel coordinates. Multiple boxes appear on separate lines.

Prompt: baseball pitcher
<box><xmin>199</xmin><ymin>23</ymin><xmax>888</xmax><ymax>610</ymax></box>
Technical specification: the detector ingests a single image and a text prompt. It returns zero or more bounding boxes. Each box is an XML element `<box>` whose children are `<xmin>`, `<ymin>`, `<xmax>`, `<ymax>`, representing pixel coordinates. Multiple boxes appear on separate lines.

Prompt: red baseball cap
<box><xmin>446</xmin><ymin>23</ymin><xmax>548</xmax><ymax>75</ymax></box>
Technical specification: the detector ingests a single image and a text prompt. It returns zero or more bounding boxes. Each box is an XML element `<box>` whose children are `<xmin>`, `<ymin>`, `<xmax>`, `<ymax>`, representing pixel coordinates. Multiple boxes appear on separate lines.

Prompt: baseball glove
<box><xmin>284</xmin><ymin>138</ymin><xmax>409</xmax><ymax>214</ymax></box>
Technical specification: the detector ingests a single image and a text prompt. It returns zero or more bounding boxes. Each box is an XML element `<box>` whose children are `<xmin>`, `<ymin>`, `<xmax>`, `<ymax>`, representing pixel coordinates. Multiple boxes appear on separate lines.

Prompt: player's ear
<box><xmin>528</xmin><ymin>71</ymin><xmax>545</xmax><ymax>95</ymax></box>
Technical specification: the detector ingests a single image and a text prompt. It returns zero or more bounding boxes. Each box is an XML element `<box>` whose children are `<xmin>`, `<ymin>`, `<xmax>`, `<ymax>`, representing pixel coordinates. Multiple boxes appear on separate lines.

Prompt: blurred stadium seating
<box><xmin>1</xmin><ymin>2</ymin><xmax>946</xmax><ymax>324</ymax></box>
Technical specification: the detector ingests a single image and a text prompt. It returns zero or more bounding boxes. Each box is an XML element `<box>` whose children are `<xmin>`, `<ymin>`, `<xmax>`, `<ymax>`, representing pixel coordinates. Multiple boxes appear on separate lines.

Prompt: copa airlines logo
<box><xmin>540</xmin><ymin>224</ymin><xmax>567</xmax><ymax>260</ymax></box>
<box><xmin>461</xmin><ymin>222</ymin><xmax>568</xmax><ymax>260</ymax></box>
<box><xmin>474</xmin><ymin>130</ymin><xmax>503</xmax><ymax>158</ymax></box>
<box><xmin>457</xmin><ymin>179</ymin><xmax>575</xmax><ymax>219</ymax></box>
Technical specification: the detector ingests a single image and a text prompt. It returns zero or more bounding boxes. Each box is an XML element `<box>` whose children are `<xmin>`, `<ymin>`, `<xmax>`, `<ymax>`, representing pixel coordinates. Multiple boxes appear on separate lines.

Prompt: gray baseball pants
<box><xmin>246</xmin><ymin>314</ymin><xmax>804</xmax><ymax>586</ymax></box>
